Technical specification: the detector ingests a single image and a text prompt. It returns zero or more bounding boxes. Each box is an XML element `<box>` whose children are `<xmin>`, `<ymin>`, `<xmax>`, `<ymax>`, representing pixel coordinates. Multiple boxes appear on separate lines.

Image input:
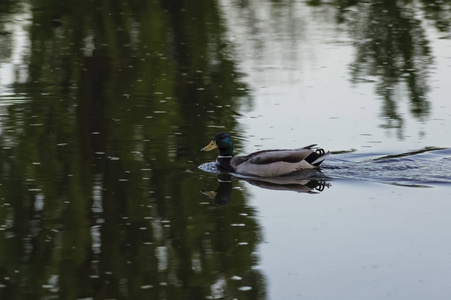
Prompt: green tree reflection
<box><xmin>0</xmin><ymin>0</ymin><xmax>262</xmax><ymax>299</ymax></box>
<box><xmin>420</xmin><ymin>0</ymin><xmax>451</xmax><ymax>33</ymax></box>
<box><xmin>338</xmin><ymin>0</ymin><xmax>433</xmax><ymax>133</ymax></box>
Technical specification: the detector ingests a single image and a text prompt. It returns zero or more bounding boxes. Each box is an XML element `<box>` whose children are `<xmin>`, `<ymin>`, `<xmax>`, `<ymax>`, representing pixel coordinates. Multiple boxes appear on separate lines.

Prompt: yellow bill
<box><xmin>201</xmin><ymin>140</ymin><xmax>218</xmax><ymax>151</ymax></box>
<box><xmin>201</xmin><ymin>190</ymin><xmax>217</xmax><ymax>200</ymax></box>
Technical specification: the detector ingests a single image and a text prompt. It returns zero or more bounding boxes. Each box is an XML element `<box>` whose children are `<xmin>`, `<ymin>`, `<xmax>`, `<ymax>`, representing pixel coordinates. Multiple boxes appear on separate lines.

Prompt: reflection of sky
<box><xmin>220</xmin><ymin>1</ymin><xmax>451</xmax><ymax>153</ymax></box>
<box><xmin>429</xmin><ymin>27</ymin><xmax>451</xmax><ymax>126</ymax></box>
<box><xmin>220</xmin><ymin>2</ymin><xmax>451</xmax><ymax>299</ymax></box>
<box><xmin>249</xmin><ymin>180</ymin><xmax>451</xmax><ymax>299</ymax></box>
<box><xmin>0</xmin><ymin>9</ymin><xmax>30</xmax><ymax>93</ymax></box>
<box><xmin>0</xmin><ymin>10</ymin><xmax>30</xmax><ymax>137</ymax></box>
<box><xmin>0</xmin><ymin>9</ymin><xmax>30</xmax><ymax>137</ymax></box>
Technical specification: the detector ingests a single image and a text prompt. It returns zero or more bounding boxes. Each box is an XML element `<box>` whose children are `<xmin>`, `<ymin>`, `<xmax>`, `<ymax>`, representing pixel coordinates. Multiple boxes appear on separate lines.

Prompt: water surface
<box><xmin>0</xmin><ymin>0</ymin><xmax>451</xmax><ymax>299</ymax></box>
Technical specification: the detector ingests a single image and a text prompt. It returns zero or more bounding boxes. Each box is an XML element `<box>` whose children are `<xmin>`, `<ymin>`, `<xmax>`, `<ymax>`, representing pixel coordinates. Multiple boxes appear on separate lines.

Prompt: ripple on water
<box><xmin>198</xmin><ymin>162</ymin><xmax>220</xmax><ymax>174</ymax></box>
<box><xmin>198</xmin><ymin>148</ymin><xmax>451</xmax><ymax>187</ymax></box>
<box><xmin>322</xmin><ymin>148</ymin><xmax>451</xmax><ymax>186</ymax></box>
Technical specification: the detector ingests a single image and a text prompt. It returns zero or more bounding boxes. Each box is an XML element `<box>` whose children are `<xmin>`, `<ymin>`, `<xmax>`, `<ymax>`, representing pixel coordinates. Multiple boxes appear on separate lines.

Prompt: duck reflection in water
<box><xmin>202</xmin><ymin>174</ymin><xmax>234</xmax><ymax>206</ymax></box>
<box><xmin>201</xmin><ymin>173</ymin><xmax>330</xmax><ymax>206</ymax></box>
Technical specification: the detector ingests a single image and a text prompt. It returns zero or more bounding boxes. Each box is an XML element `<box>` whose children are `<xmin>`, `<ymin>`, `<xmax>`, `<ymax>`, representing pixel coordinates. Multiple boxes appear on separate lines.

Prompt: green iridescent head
<box><xmin>201</xmin><ymin>132</ymin><xmax>234</xmax><ymax>156</ymax></box>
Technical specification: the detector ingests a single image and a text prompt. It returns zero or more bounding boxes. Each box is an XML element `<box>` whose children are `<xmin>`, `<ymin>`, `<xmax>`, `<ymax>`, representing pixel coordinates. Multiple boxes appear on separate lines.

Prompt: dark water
<box><xmin>0</xmin><ymin>0</ymin><xmax>451</xmax><ymax>299</ymax></box>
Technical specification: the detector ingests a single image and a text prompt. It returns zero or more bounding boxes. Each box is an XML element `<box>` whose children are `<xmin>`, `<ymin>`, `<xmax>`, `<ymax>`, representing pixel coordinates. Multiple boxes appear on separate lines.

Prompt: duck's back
<box><xmin>230</xmin><ymin>146</ymin><xmax>327</xmax><ymax>177</ymax></box>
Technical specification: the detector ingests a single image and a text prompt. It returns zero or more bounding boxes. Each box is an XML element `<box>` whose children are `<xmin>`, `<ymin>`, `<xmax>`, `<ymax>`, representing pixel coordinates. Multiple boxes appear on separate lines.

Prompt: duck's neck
<box><xmin>216</xmin><ymin>156</ymin><xmax>234</xmax><ymax>172</ymax></box>
<box><xmin>218</xmin><ymin>147</ymin><xmax>234</xmax><ymax>157</ymax></box>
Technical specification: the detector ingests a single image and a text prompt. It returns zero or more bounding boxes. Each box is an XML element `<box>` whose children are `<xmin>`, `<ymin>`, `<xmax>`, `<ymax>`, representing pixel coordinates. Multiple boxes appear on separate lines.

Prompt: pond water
<box><xmin>0</xmin><ymin>0</ymin><xmax>451</xmax><ymax>299</ymax></box>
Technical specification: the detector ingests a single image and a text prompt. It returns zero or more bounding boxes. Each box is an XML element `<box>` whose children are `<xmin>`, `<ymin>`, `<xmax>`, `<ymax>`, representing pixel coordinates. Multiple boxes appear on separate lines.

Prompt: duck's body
<box><xmin>201</xmin><ymin>132</ymin><xmax>329</xmax><ymax>177</ymax></box>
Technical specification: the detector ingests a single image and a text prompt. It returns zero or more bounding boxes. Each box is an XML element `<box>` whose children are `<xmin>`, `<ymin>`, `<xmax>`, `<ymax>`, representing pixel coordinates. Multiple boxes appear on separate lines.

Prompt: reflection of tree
<box><xmin>0</xmin><ymin>1</ymin><xmax>16</xmax><ymax>63</ymax></box>
<box><xmin>0</xmin><ymin>0</ymin><xmax>262</xmax><ymax>299</ymax></box>
<box><xmin>338</xmin><ymin>0</ymin><xmax>433</xmax><ymax>133</ymax></box>
<box><xmin>0</xmin><ymin>33</ymin><xmax>12</xmax><ymax>63</ymax></box>
<box><xmin>421</xmin><ymin>0</ymin><xmax>451</xmax><ymax>33</ymax></box>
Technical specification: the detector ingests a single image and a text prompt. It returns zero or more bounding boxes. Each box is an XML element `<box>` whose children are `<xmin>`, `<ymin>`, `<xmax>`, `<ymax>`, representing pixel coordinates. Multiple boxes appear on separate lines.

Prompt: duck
<box><xmin>201</xmin><ymin>132</ymin><xmax>329</xmax><ymax>177</ymax></box>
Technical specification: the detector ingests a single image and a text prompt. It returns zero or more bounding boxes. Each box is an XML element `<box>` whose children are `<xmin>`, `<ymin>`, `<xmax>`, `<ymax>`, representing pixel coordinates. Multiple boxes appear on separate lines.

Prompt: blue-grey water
<box><xmin>1</xmin><ymin>0</ymin><xmax>451</xmax><ymax>299</ymax></box>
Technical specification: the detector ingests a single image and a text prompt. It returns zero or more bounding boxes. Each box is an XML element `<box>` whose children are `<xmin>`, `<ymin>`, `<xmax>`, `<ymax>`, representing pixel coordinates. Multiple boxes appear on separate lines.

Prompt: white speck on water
<box><xmin>141</xmin><ymin>285</ymin><xmax>153</xmax><ymax>289</ymax></box>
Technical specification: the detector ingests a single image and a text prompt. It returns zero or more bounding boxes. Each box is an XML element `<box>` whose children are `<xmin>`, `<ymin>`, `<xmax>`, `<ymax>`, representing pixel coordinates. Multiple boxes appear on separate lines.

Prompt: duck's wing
<box><xmin>230</xmin><ymin>146</ymin><xmax>327</xmax><ymax>177</ymax></box>
<box><xmin>245</xmin><ymin>147</ymin><xmax>315</xmax><ymax>164</ymax></box>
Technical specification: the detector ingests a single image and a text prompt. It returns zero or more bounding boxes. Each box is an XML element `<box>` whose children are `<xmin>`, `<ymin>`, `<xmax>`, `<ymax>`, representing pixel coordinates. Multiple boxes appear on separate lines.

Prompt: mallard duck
<box><xmin>201</xmin><ymin>132</ymin><xmax>329</xmax><ymax>177</ymax></box>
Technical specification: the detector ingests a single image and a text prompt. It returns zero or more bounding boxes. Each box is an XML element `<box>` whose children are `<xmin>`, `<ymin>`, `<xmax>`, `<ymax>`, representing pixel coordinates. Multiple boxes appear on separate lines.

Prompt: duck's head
<box><xmin>201</xmin><ymin>132</ymin><xmax>234</xmax><ymax>156</ymax></box>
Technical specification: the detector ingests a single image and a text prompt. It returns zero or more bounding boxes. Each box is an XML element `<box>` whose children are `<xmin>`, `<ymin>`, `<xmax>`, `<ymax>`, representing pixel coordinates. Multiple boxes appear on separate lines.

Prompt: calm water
<box><xmin>0</xmin><ymin>0</ymin><xmax>451</xmax><ymax>299</ymax></box>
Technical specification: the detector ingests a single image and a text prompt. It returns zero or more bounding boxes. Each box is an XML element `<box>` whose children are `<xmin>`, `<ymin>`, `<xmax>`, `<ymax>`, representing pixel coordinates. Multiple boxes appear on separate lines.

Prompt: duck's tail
<box><xmin>305</xmin><ymin>148</ymin><xmax>330</xmax><ymax>167</ymax></box>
